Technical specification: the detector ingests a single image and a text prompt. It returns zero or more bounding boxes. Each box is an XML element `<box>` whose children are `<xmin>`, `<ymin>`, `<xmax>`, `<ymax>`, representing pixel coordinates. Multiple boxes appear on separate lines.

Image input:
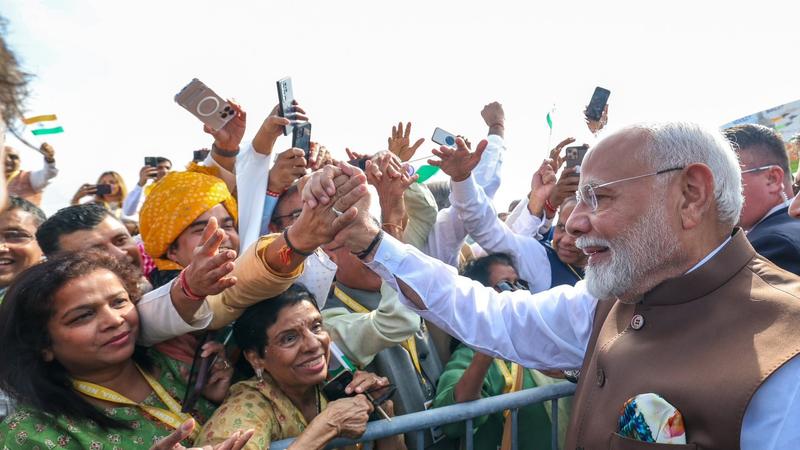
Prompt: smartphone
<box><xmin>276</xmin><ymin>77</ymin><xmax>294</xmax><ymax>136</ymax></box>
<box><xmin>585</xmin><ymin>86</ymin><xmax>611</xmax><ymax>121</ymax></box>
<box><xmin>432</xmin><ymin>127</ymin><xmax>458</xmax><ymax>148</ymax></box>
<box><xmin>181</xmin><ymin>329</ymin><xmax>233</xmax><ymax>413</ymax></box>
<box><xmin>322</xmin><ymin>369</ymin><xmax>354</xmax><ymax>402</ymax></box>
<box><xmin>193</xmin><ymin>149</ymin><xmax>210</xmax><ymax>163</ymax></box>
<box><xmin>348</xmin><ymin>157</ymin><xmax>368</xmax><ymax>171</ymax></box>
<box><xmin>565</xmin><ymin>145</ymin><xmax>590</xmax><ymax>171</ymax></box>
<box><xmin>144</xmin><ymin>157</ymin><xmax>158</xmax><ymax>168</ymax></box>
<box><xmin>174</xmin><ymin>78</ymin><xmax>235</xmax><ymax>132</ymax></box>
<box><xmin>292</xmin><ymin>122</ymin><xmax>312</xmax><ymax>159</ymax></box>
<box><xmin>95</xmin><ymin>184</ymin><xmax>112</xmax><ymax>196</ymax></box>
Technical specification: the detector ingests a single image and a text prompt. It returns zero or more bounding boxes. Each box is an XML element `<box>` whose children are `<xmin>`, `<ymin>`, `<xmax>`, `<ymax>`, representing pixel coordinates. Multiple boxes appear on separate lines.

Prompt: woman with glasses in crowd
<box><xmin>197</xmin><ymin>284</ymin><xmax>405</xmax><ymax>450</ymax></box>
<box><xmin>71</xmin><ymin>171</ymin><xmax>129</xmax><ymax>219</ymax></box>
<box><xmin>0</xmin><ymin>251</ymin><xmax>252</xmax><ymax>449</ymax></box>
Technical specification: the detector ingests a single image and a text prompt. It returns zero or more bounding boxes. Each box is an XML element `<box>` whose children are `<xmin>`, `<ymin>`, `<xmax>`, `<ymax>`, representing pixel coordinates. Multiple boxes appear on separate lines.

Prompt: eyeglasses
<box><xmin>575</xmin><ymin>166</ymin><xmax>685</xmax><ymax>212</ymax></box>
<box><xmin>494</xmin><ymin>279</ymin><xmax>529</xmax><ymax>293</ymax></box>
<box><xmin>741</xmin><ymin>164</ymin><xmax>778</xmax><ymax>175</ymax></box>
<box><xmin>272</xmin><ymin>209</ymin><xmax>302</xmax><ymax>227</ymax></box>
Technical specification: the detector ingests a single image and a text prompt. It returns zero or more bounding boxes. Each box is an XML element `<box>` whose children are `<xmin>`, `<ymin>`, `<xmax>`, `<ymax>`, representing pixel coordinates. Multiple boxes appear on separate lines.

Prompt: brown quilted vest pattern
<box><xmin>565</xmin><ymin>230</ymin><xmax>800</xmax><ymax>450</ymax></box>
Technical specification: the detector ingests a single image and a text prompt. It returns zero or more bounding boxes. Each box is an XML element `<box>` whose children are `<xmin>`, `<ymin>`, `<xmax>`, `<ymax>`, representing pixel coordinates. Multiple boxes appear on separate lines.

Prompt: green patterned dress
<box><xmin>0</xmin><ymin>349</ymin><xmax>217</xmax><ymax>450</ymax></box>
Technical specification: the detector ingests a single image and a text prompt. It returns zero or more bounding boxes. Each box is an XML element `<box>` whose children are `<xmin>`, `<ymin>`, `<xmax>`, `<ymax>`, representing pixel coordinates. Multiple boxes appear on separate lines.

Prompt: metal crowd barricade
<box><xmin>270</xmin><ymin>382</ymin><xmax>576</xmax><ymax>450</ymax></box>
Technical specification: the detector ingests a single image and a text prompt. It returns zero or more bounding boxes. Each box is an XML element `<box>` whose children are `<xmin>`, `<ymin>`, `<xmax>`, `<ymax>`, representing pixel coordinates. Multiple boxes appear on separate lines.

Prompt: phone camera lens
<box><xmin>221</xmin><ymin>113</ymin><xmax>228</xmax><ymax>118</ymax></box>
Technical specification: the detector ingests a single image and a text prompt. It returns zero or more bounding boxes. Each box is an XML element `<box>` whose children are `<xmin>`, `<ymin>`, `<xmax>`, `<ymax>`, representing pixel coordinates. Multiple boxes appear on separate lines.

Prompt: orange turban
<box><xmin>140</xmin><ymin>165</ymin><xmax>238</xmax><ymax>271</ymax></box>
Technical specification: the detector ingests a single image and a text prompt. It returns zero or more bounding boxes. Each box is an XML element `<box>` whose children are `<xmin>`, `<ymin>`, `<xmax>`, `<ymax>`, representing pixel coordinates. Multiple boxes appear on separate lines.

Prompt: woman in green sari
<box><xmin>0</xmin><ymin>250</ymin><xmax>252</xmax><ymax>449</ymax></box>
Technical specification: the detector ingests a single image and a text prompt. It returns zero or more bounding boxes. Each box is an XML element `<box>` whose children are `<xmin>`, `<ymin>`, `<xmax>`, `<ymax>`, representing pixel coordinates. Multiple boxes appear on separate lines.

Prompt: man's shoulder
<box><xmin>749</xmin><ymin>208</ymin><xmax>800</xmax><ymax>243</ymax></box>
<box><xmin>747</xmin><ymin>255</ymin><xmax>800</xmax><ymax>304</ymax></box>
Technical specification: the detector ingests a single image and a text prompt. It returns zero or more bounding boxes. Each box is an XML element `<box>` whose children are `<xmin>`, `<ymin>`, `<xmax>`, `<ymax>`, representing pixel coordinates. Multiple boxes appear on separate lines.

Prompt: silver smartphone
<box><xmin>432</xmin><ymin>127</ymin><xmax>457</xmax><ymax>148</ymax></box>
<box><xmin>276</xmin><ymin>77</ymin><xmax>294</xmax><ymax>136</ymax></box>
<box><xmin>174</xmin><ymin>78</ymin><xmax>234</xmax><ymax>132</ymax></box>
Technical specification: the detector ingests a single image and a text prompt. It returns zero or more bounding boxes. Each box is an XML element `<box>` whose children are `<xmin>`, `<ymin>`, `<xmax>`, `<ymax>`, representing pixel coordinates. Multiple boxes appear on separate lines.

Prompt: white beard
<box><xmin>577</xmin><ymin>202</ymin><xmax>680</xmax><ymax>301</ymax></box>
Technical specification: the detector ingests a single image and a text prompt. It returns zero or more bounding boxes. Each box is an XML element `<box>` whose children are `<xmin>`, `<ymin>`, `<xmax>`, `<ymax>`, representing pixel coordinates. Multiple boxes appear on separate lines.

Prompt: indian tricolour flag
<box><xmin>23</xmin><ymin>114</ymin><xmax>64</xmax><ymax>136</ymax></box>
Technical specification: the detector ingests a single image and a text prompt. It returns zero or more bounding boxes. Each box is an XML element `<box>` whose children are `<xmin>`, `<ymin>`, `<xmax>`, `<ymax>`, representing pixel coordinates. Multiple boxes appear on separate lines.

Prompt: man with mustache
<box><xmin>306</xmin><ymin>122</ymin><xmax>800</xmax><ymax>449</ymax></box>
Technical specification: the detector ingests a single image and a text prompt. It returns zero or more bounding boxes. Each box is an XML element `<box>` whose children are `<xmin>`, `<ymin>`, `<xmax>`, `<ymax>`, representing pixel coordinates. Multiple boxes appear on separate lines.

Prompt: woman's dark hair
<box><xmin>460</xmin><ymin>253</ymin><xmax>516</xmax><ymax>287</ymax></box>
<box><xmin>233</xmin><ymin>284</ymin><xmax>319</xmax><ymax>377</ymax></box>
<box><xmin>0</xmin><ymin>250</ymin><xmax>147</xmax><ymax>429</ymax></box>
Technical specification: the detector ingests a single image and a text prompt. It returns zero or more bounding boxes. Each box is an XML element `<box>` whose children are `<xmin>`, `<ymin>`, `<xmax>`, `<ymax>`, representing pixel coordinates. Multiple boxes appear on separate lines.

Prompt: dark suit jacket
<box><xmin>747</xmin><ymin>205</ymin><xmax>800</xmax><ymax>276</ymax></box>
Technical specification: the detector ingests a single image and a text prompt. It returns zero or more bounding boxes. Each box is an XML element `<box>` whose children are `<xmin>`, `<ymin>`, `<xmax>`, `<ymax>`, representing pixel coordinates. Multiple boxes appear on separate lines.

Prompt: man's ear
<box><xmin>166</xmin><ymin>242</ymin><xmax>179</xmax><ymax>263</ymax></box>
<box><xmin>268</xmin><ymin>222</ymin><xmax>280</xmax><ymax>234</ymax></box>
<box><xmin>679</xmin><ymin>163</ymin><xmax>715</xmax><ymax>230</ymax></box>
<box><xmin>766</xmin><ymin>166</ymin><xmax>786</xmax><ymax>193</ymax></box>
<box><xmin>41</xmin><ymin>348</ymin><xmax>54</xmax><ymax>362</ymax></box>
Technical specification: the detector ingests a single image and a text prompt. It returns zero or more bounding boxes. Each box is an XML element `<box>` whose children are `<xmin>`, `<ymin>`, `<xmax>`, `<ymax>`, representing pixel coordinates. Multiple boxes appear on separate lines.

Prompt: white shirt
<box><xmin>136</xmin><ymin>281</ymin><xmax>213</xmax><ymax>346</ymax></box>
<box><xmin>450</xmin><ymin>173</ymin><xmax>551</xmax><ymax>293</ymax></box>
<box><xmin>505</xmin><ymin>196</ymin><xmax>552</xmax><ymax>240</ymax></box>
<box><xmin>366</xmin><ymin>234</ymin><xmax>800</xmax><ymax>449</ymax></box>
<box><xmin>28</xmin><ymin>160</ymin><xmax>58</xmax><ymax>192</ymax></box>
<box><xmin>423</xmin><ymin>134</ymin><xmax>505</xmax><ymax>266</ymax></box>
<box><xmin>122</xmin><ymin>183</ymin><xmax>145</xmax><ymax>217</ymax></box>
<box><xmin>203</xmin><ymin>141</ymin><xmax>272</xmax><ymax>251</ymax></box>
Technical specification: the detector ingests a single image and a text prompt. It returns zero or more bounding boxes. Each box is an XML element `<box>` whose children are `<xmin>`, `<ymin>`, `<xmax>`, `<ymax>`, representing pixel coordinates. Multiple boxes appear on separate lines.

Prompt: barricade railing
<box><xmin>271</xmin><ymin>381</ymin><xmax>576</xmax><ymax>450</ymax></box>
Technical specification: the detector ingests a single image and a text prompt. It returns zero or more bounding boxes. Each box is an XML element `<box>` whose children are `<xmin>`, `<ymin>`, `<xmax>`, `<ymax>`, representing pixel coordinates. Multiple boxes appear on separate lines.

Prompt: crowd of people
<box><xmin>1</xmin><ymin>14</ymin><xmax>800</xmax><ymax>450</ymax></box>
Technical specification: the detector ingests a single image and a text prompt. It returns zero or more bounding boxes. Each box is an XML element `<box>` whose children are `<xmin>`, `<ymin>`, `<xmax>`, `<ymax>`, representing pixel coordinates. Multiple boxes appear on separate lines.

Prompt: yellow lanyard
<box><xmin>73</xmin><ymin>365</ymin><xmax>197</xmax><ymax>439</ymax></box>
<box><xmin>493</xmin><ymin>360</ymin><xmax>521</xmax><ymax>394</ymax></box>
<box><xmin>333</xmin><ymin>286</ymin><xmax>425</xmax><ymax>378</ymax></box>
<box><xmin>494</xmin><ymin>359</ymin><xmax>524</xmax><ymax>424</ymax></box>
<box><xmin>6</xmin><ymin>170</ymin><xmax>20</xmax><ymax>185</ymax></box>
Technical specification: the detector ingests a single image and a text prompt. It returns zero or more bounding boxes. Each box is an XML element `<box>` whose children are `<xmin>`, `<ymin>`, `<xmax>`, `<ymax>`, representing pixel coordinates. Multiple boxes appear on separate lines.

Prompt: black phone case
<box><xmin>586</xmin><ymin>87</ymin><xmax>610</xmax><ymax>121</ymax></box>
<box><xmin>292</xmin><ymin>123</ymin><xmax>312</xmax><ymax>158</ymax></box>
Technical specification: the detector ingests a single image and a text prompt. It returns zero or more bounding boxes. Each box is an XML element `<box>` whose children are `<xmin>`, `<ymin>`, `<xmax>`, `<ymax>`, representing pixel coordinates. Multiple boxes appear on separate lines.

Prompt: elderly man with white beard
<box><xmin>304</xmin><ymin>122</ymin><xmax>800</xmax><ymax>450</ymax></box>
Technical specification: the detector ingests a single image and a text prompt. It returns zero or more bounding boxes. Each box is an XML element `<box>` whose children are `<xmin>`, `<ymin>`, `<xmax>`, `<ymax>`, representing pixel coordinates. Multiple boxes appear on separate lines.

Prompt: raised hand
<box><xmin>252</xmin><ymin>101</ymin><xmax>309</xmax><ymax>155</ymax></box>
<box><xmin>548</xmin><ymin>137</ymin><xmax>575</xmax><ymax>170</ymax></box>
<box><xmin>149</xmin><ymin>418</ymin><xmax>253</xmax><ymax>450</ymax></box>
<box><xmin>388</xmin><ymin>122</ymin><xmax>425</xmax><ymax>162</ymax></box>
<box><xmin>268</xmin><ymin>148</ymin><xmax>308</xmax><ymax>194</ymax></box>
<box><xmin>138</xmin><ymin>165</ymin><xmax>158</xmax><ymax>187</ymax></box>
<box><xmin>428</xmin><ymin>137</ymin><xmax>488</xmax><ymax>182</ymax></box>
<box><xmin>584</xmin><ymin>104</ymin><xmax>609</xmax><ymax>135</ymax></box>
<box><xmin>182</xmin><ymin>216</ymin><xmax>238</xmax><ymax>297</ymax></box>
<box><xmin>308</xmin><ymin>142</ymin><xmax>334</xmax><ymax>170</ymax></box>
<box><xmin>481</xmin><ymin>102</ymin><xmax>505</xmax><ymax>137</ymax></box>
<box><xmin>549</xmin><ymin>167</ymin><xmax>580</xmax><ymax>210</ymax></box>
<box><xmin>71</xmin><ymin>183</ymin><xmax>97</xmax><ymax>205</ymax></box>
<box><xmin>204</xmin><ymin>101</ymin><xmax>246</xmax><ymax>152</ymax></box>
<box><xmin>40</xmin><ymin>142</ymin><xmax>55</xmax><ymax>163</ymax></box>
<box><xmin>531</xmin><ymin>159</ymin><xmax>558</xmax><ymax>203</ymax></box>
<box><xmin>288</xmin><ymin>165</ymin><xmax>369</xmax><ymax>251</ymax></box>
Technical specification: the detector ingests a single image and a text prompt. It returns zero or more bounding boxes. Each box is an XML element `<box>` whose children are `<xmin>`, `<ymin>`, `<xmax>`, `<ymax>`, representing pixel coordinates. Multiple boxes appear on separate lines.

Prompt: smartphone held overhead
<box><xmin>174</xmin><ymin>78</ymin><xmax>235</xmax><ymax>132</ymax></box>
<box><xmin>431</xmin><ymin>127</ymin><xmax>458</xmax><ymax>148</ymax></box>
<box><xmin>565</xmin><ymin>145</ymin><xmax>589</xmax><ymax>172</ymax></box>
<box><xmin>292</xmin><ymin>123</ymin><xmax>312</xmax><ymax>159</ymax></box>
<box><xmin>276</xmin><ymin>76</ymin><xmax>295</xmax><ymax>136</ymax></box>
<box><xmin>585</xmin><ymin>86</ymin><xmax>610</xmax><ymax>121</ymax></box>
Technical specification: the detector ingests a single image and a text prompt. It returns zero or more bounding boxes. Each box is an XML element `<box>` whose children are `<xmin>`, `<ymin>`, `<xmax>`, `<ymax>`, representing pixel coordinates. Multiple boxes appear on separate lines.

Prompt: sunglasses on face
<box><xmin>494</xmin><ymin>279</ymin><xmax>530</xmax><ymax>293</ymax></box>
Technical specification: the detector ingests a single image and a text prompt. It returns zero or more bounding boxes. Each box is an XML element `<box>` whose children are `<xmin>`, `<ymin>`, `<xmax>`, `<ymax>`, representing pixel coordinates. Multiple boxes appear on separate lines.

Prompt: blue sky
<box><xmin>3</xmin><ymin>0</ymin><xmax>800</xmax><ymax>215</ymax></box>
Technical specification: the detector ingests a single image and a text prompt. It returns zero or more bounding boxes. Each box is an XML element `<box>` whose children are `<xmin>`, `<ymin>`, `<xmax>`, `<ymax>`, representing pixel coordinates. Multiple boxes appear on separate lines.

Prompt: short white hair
<box><xmin>626</xmin><ymin>122</ymin><xmax>744</xmax><ymax>226</ymax></box>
